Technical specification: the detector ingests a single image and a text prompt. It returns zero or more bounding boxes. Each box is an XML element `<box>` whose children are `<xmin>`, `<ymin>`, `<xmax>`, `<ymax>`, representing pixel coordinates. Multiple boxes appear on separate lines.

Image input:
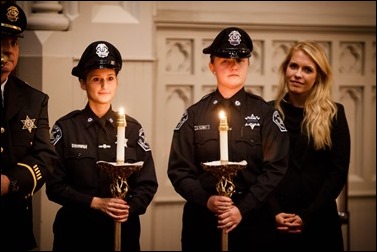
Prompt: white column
<box><xmin>27</xmin><ymin>1</ymin><xmax>69</xmax><ymax>31</ymax></box>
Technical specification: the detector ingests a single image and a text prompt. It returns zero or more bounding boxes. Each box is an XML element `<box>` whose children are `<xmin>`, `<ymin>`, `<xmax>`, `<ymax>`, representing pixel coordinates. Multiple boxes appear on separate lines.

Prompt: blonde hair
<box><xmin>274</xmin><ymin>41</ymin><xmax>337</xmax><ymax>150</ymax></box>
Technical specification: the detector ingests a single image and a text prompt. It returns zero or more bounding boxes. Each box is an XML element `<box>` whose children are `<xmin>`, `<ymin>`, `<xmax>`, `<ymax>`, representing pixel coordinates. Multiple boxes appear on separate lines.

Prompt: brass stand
<box><xmin>96</xmin><ymin>161</ymin><xmax>143</xmax><ymax>251</ymax></box>
<box><xmin>201</xmin><ymin>160</ymin><xmax>247</xmax><ymax>251</ymax></box>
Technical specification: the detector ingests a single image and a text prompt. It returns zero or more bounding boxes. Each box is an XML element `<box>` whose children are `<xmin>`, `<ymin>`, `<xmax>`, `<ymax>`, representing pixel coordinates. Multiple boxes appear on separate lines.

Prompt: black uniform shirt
<box><xmin>168</xmin><ymin>88</ymin><xmax>289</xmax><ymax>215</ymax></box>
<box><xmin>47</xmin><ymin>104</ymin><xmax>158</xmax><ymax>216</ymax></box>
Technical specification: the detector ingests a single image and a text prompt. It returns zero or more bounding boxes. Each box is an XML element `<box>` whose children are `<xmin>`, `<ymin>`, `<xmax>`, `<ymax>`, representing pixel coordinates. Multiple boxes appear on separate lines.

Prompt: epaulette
<box><xmin>56</xmin><ymin>110</ymin><xmax>82</xmax><ymax>122</ymax></box>
<box><xmin>188</xmin><ymin>92</ymin><xmax>215</xmax><ymax>109</ymax></box>
<box><xmin>11</xmin><ymin>76</ymin><xmax>46</xmax><ymax>95</ymax></box>
<box><xmin>199</xmin><ymin>92</ymin><xmax>213</xmax><ymax>102</ymax></box>
<box><xmin>246</xmin><ymin>91</ymin><xmax>270</xmax><ymax>105</ymax></box>
<box><xmin>124</xmin><ymin>114</ymin><xmax>141</xmax><ymax>127</ymax></box>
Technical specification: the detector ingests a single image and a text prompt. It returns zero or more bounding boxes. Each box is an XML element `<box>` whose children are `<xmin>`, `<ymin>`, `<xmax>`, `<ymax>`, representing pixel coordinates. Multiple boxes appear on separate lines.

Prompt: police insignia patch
<box><xmin>175</xmin><ymin>111</ymin><xmax>188</xmax><ymax>130</ymax></box>
<box><xmin>272</xmin><ymin>111</ymin><xmax>287</xmax><ymax>132</ymax></box>
<box><xmin>51</xmin><ymin>124</ymin><xmax>62</xmax><ymax>145</ymax></box>
<box><xmin>138</xmin><ymin>128</ymin><xmax>151</xmax><ymax>152</ymax></box>
<box><xmin>21</xmin><ymin>115</ymin><xmax>37</xmax><ymax>133</ymax></box>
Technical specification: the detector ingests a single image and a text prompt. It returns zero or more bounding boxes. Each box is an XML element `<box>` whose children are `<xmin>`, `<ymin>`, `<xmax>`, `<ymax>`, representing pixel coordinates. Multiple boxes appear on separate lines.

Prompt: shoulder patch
<box><xmin>51</xmin><ymin>124</ymin><xmax>63</xmax><ymax>145</ymax></box>
<box><xmin>272</xmin><ymin>111</ymin><xmax>287</xmax><ymax>132</ymax></box>
<box><xmin>138</xmin><ymin>128</ymin><xmax>151</xmax><ymax>152</ymax></box>
<box><xmin>174</xmin><ymin>111</ymin><xmax>188</xmax><ymax>130</ymax></box>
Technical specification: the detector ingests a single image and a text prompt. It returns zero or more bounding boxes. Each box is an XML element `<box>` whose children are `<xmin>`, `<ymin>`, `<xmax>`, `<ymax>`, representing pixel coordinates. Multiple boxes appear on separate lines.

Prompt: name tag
<box><xmin>194</xmin><ymin>125</ymin><xmax>210</xmax><ymax>131</ymax></box>
<box><xmin>71</xmin><ymin>143</ymin><xmax>88</xmax><ymax>149</ymax></box>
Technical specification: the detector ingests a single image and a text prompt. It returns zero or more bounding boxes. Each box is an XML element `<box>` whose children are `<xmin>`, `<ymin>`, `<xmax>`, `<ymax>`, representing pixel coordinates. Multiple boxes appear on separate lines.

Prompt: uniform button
<box><xmin>1</xmin><ymin>127</ymin><xmax>4</xmax><ymax>133</ymax></box>
<box><xmin>78</xmin><ymin>153</ymin><xmax>82</xmax><ymax>157</ymax></box>
<box><xmin>30</xmin><ymin>141</ymin><xmax>33</xmax><ymax>146</ymax></box>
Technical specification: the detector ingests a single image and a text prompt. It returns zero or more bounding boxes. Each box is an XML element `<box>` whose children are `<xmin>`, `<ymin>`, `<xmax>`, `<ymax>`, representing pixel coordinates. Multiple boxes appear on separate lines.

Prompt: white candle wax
<box><xmin>218</xmin><ymin>110</ymin><xmax>229</xmax><ymax>164</ymax></box>
<box><xmin>116</xmin><ymin>108</ymin><xmax>126</xmax><ymax>164</ymax></box>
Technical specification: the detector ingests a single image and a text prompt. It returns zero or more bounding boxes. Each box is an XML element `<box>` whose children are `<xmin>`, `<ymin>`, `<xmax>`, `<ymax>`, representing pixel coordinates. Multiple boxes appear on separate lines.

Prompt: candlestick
<box><xmin>116</xmin><ymin>108</ymin><xmax>126</xmax><ymax>164</ymax></box>
<box><xmin>219</xmin><ymin>110</ymin><xmax>229</xmax><ymax>165</ymax></box>
<box><xmin>97</xmin><ymin>160</ymin><xmax>143</xmax><ymax>251</ymax></box>
<box><xmin>201</xmin><ymin>160</ymin><xmax>247</xmax><ymax>251</ymax></box>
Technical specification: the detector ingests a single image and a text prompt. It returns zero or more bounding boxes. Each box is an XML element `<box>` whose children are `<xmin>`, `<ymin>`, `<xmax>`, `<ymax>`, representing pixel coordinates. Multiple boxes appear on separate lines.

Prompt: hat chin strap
<box><xmin>1</xmin><ymin>22</ymin><xmax>22</xmax><ymax>32</ymax></box>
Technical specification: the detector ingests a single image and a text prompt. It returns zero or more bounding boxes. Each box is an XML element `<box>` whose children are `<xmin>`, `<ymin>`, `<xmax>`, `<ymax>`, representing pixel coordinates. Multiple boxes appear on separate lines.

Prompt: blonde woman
<box><xmin>269</xmin><ymin>41</ymin><xmax>351</xmax><ymax>251</ymax></box>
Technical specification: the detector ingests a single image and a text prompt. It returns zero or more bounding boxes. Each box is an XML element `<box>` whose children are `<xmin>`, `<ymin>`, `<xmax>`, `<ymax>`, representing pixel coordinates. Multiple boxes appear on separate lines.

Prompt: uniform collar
<box><xmin>83</xmin><ymin>104</ymin><xmax>117</xmax><ymax>128</ymax></box>
<box><xmin>211</xmin><ymin>88</ymin><xmax>246</xmax><ymax>112</ymax></box>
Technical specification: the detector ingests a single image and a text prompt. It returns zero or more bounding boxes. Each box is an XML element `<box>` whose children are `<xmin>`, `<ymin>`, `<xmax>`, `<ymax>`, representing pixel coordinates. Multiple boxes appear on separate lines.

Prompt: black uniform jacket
<box><xmin>46</xmin><ymin>104</ymin><xmax>158</xmax><ymax>250</ymax></box>
<box><xmin>0</xmin><ymin>76</ymin><xmax>57</xmax><ymax>250</ymax></box>
<box><xmin>47</xmin><ymin>104</ymin><xmax>158</xmax><ymax>214</ymax></box>
<box><xmin>168</xmin><ymin>88</ymin><xmax>289</xmax><ymax>215</ymax></box>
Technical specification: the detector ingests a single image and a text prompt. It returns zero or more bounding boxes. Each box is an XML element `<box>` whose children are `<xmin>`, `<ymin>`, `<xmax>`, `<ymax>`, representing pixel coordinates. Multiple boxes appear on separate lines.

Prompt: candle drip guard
<box><xmin>96</xmin><ymin>160</ymin><xmax>143</xmax><ymax>251</ymax></box>
<box><xmin>201</xmin><ymin>160</ymin><xmax>247</xmax><ymax>251</ymax></box>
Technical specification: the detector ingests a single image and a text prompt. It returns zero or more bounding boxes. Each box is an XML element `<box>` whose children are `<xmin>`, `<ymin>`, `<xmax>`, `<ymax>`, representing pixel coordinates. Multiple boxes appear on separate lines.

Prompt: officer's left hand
<box><xmin>90</xmin><ymin>197</ymin><xmax>130</xmax><ymax>222</ymax></box>
<box><xmin>207</xmin><ymin>195</ymin><xmax>233</xmax><ymax>214</ymax></box>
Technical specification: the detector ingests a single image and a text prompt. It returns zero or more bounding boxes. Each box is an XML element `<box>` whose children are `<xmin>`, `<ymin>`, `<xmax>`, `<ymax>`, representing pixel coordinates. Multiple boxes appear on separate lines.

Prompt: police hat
<box><xmin>1</xmin><ymin>2</ymin><xmax>27</xmax><ymax>38</ymax></box>
<box><xmin>72</xmin><ymin>41</ymin><xmax>122</xmax><ymax>78</ymax></box>
<box><xmin>203</xmin><ymin>27</ymin><xmax>253</xmax><ymax>59</ymax></box>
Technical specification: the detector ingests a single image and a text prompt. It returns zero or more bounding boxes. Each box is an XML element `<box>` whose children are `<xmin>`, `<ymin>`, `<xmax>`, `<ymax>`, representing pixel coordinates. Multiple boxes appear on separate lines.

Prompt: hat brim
<box><xmin>1</xmin><ymin>31</ymin><xmax>24</xmax><ymax>38</ymax></box>
<box><xmin>208</xmin><ymin>49</ymin><xmax>251</xmax><ymax>59</ymax></box>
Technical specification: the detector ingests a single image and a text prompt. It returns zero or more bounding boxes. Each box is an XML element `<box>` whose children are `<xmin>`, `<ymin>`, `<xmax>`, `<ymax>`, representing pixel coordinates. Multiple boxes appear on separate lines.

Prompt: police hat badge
<box><xmin>1</xmin><ymin>2</ymin><xmax>27</xmax><ymax>38</ymax></box>
<box><xmin>203</xmin><ymin>27</ymin><xmax>253</xmax><ymax>59</ymax></box>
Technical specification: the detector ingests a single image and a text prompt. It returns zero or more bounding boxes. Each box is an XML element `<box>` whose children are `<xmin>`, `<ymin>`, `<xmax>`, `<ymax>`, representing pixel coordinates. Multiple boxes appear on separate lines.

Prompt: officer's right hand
<box><xmin>91</xmin><ymin>197</ymin><xmax>130</xmax><ymax>222</ymax></box>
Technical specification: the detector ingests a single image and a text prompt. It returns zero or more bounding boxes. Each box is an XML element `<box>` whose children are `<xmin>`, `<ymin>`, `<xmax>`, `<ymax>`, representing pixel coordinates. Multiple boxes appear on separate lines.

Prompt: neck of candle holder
<box><xmin>116</xmin><ymin>110</ymin><xmax>126</xmax><ymax>164</ymax></box>
<box><xmin>219</xmin><ymin>111</ymin><xmax>229</xmax><ymax>164</ymax></box>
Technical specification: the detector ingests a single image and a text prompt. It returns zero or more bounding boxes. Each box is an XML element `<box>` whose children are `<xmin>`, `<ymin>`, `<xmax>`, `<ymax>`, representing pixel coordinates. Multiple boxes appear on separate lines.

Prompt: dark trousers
<box><xmin>181</xmin><ymin>202</ymin><xmax>276</xmax><ymax>252</ymax></box>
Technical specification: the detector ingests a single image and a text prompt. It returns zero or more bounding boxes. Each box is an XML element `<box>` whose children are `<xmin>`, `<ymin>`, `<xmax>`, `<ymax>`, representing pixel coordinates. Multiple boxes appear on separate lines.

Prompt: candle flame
<box><xmin>219</xmin><ymin>110</ymin><xmax>226</xmax><ymax>119</ymax></box>
<box><xmin>118</xmin><ymin>107</ymin><xmax>125</xmax><ymax>115</ymax></box>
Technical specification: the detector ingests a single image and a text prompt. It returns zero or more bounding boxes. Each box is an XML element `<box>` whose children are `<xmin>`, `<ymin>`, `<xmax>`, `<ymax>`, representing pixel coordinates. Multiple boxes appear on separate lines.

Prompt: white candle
<box><xmin>218</xmin><ymin>110</ymin><xmax>229</xmax><ymax>164</ymax></box>
<box><xmin>116</xmin><ymin>107</ymin><xmax>126</xmax><ymax>164</ymax></box>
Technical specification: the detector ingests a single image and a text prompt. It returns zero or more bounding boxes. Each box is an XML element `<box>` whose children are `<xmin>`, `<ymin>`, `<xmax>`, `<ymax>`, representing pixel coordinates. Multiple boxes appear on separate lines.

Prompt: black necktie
<box><xmin>97</xmin><ymin>118</ymin><xmax>113</xmax><ymax>161</ymax></box>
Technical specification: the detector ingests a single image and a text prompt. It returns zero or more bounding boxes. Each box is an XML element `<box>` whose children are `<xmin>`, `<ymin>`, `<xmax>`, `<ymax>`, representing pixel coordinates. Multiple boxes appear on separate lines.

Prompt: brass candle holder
<box><xmin>201</xmin><ymin>160</ymin><xmax>247</xmax><ymax>251</ymax></box>
<box><xmin>96</xmin><ymin>160</ymin><xmax>143</xmax><ymax>251</ymax></box>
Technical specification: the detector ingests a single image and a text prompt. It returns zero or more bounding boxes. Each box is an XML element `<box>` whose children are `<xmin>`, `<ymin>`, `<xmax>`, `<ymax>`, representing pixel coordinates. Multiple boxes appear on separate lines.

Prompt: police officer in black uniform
<box><xmin>167</xmin><ymin>27</ymin><xmax>290</xmax><ymax>251</ymax></box>
<box><xmin>1</xmin><ymin>2</ymin><xmax>57</xmax><ymax>251</ymax></box>
<box><xmin>46</xmin><ymin>41</ymin><xmax>158</xmax><ymax>251</ymax></box>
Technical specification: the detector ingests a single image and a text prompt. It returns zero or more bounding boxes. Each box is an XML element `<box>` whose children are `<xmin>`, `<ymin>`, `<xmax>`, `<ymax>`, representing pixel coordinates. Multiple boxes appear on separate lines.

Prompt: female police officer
<box><xmin>167</xmin><ymin>27</ymin><xmax>289</xmax><ymax>251</ymax></box>
<box><xmin>46</xmin><ymin>41</ymin><xmax>158</xmax><ymax>251</ymax></box>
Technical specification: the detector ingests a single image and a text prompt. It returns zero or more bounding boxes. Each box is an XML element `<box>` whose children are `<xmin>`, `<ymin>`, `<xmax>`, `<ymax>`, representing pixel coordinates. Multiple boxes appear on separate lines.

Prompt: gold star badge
<box><xmin>21</xmin><ymin>115</ymin><xmax>37</xmax><ymax>133</ymax></box>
